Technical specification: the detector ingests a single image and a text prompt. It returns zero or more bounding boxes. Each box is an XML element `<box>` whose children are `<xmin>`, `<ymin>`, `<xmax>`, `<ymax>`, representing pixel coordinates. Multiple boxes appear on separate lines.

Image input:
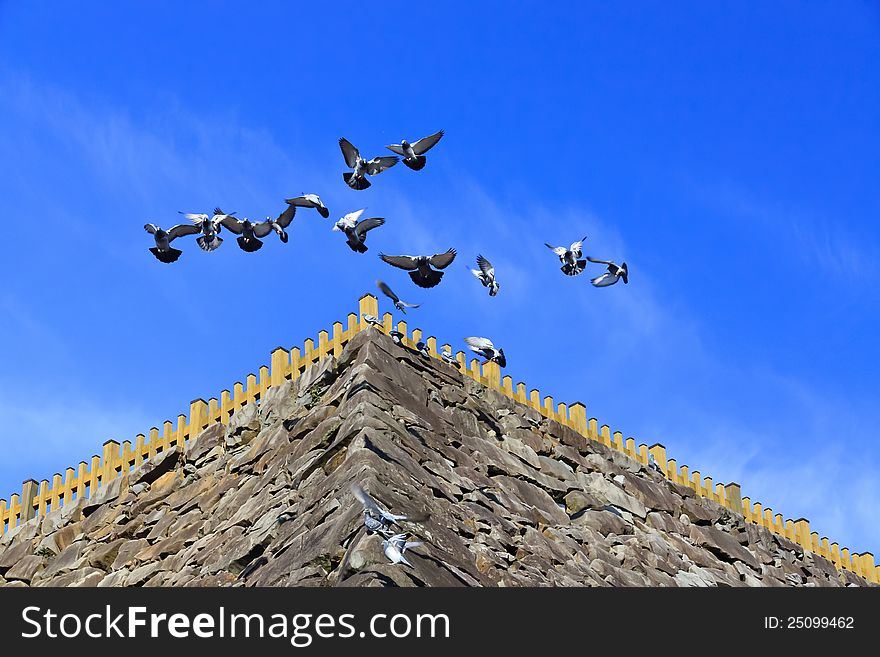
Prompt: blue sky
<box><xmin>1</xmin><ymin>2</ymin><xmax>878</xmax><ymax>554</ymax></box>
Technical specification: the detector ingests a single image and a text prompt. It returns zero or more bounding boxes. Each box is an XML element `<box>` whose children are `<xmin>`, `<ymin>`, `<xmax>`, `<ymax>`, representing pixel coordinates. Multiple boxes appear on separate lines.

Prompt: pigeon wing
<box><xmin>179</xmin><ymin>212</ymin><xmax>209</xmax><ymax>224</ymax></box>
<box><xmin>376</xmin><ymin>279</ymin><xmax>401</xmax><ymax>304</ymax></box>
<box><xmin>341</xmin><ymin>208</ymin><xmax>366</xmax><ymax>227</ymax></box>
<box><xmin>274</xmin><ymin>203</ymin><xmax>297</xmax><ymax>229</ymax></box>
<box><xmin>219</xmin><ymin>215</ymin><xmax>245</xmax><ymax>234</ymax></box>
<box><xmin>428</xmin><ymin>248</ymin><xmax>457</xmax><ymax>269</ymax></box>
<box><xmin>351</xmin><ymin>483</ymin><xmax>384</xmax><ymax>517</ymax></box>
<box><xmin>167</xmin><ymin>223</ymin><xmax>201</xmax><ymax>240</ymax></box>
<box><xmin>144</xmin><ymin>224</ymin><xmax>159</xmax><ymax>234</ymax></box>
<box><xmin>252</xmin><ymin>220</ymin><xmax>274</xmax><ymax>238</ymax></box>
<box><xmin>385</xmin><ymin>143</ymin><xmax>406</xmax><ymax>155</ymax></box>
<box><xmin>380</xmin><ymin>254</ymin><xmax>420</xmax><ymax>271</ymax></box>
<box><xmin>586</xmin><ymin>256</ymin><xmax>615</xmax><ymax>267</ymax></box>
<box><xmin>570</xmin><ymin>236</ymin><xmax>588</xmax><ymax>256</ymax></box>
<box><xmin>464</xmin><ymin>336</ymin><xmax>495</xmax><ymax>352</ymax></box>
<box><xmin>355</xmin><ymin>217</ymin><xmax>385</xmax><ymax>239</ymax></box>
<box><xmin>411</xmin><ymin>129</ymin><xmax>444</xmax><ymax>155</ymax></box>
<box><xmin>546</xmin><ymin>243</ymin><xmax>567</xmax><ymax>257</ymax></box>
<box><xmin>476</xmin><ymin>254</ymin><xmax>494</xmax><ymax>277</ymax></box>
<box><xmin>339</xmin><ymin>138</ymin><xmax>361</xmax><ymax>168</ymax></box>
<box><xmin>366</xmin><ymin>156</ymin><xmax>399</xmax><ymax>175</ymax></box>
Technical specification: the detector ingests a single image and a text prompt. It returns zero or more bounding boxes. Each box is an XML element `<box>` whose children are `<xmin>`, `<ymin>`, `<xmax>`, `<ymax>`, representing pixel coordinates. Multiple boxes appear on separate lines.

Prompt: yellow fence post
<box><xmin>359</xmin><ymin>293</ymin><xmax>379</xmax><ymax>326</ymax></box>
<box><xmin>569</xmin><ymin>403</ymin><xmax>588</xmax><ymax>435</ymax></box>
<box><xmin>189</xmin><ymin>399</ymin><xmax>209</xmax><ymax>440</ymax></box>
<box><xmin>21</xmin><ymin>479</ymin><xmax>38</xmax><ymax>522</ymax></box>
<box><xmin>724</xmin><ymin>482</ymin><xmax>744</xmax><ymax>515</ymax></box>
<box><xmin>649</xmin><ymin>444</ymin><xmax>667</xmax><ymax>475</ymax></box>
<box><xmin>102</xmin><ymin>440</ymin><xmax>120</xmax><ymax>483</ymax></box>
<box><xmin>270</xmin><ymin>347</ymin><xmax>289</xmax><ymax>386</ymax></box>
<box><xmin>794</xmin><ymin>519</ymin><xmax>812</xmax><ymax>553</ymax></box>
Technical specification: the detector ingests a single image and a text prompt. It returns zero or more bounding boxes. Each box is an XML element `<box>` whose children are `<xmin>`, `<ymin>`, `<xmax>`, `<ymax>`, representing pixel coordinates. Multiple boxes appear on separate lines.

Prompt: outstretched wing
<box><xmin>476</xmin><ymin>254</ymin><xmax>494</xmax><ymax>278</ymax></box>
<box><xmin>179</xmin><ymin>212</ymin><xmax>209</xmax><ymax>225</ymax></box>
<box><xmin>144</xmin><ymin>223</ymin><xmax>159</xmax><ymax>234</ymax></box>
<box><xmin>167</xmin><ymin>223</ymin><xmax>201</xmax><ymax>240</ymax></box>
<box><xmin>274</xmin><ymin>202</ymin><xmax>297</xmax><ymax>229</ymax></box>
<box><xmin>428</xmin><ymin>248</ymin><xmax>457</xmax><ymax>269</ymax></box>
<box><xmin>286</xmin><ymin>195</ymin><xmax>315</xmax><ymax>208</ymax></box>
<box><xmin>545</xmin><ymin>243</ymin><xmax>567</xmax><ymax>257</ymax></box>
<box><xmin>219</xmin><ymin>215</ymin><xmax>244</xmax><ymax>234</ymax></box>
<box><xmin>586</xmin><ymin>256</ymin><xmax>615</xmax><ymax>267</ymax></box>
<box><xmin>385</xmin><ymin>143</ymin><xmax>406</xmax><ymax>155</ymax></box>
<box><xmin>411</xmin><ymin>129</ymin><xmax>444</xmax><ymax>155</ymax></box>
<box><xmin>339</xmin><ymin>138</ymin><xmax>360</xmax><ymax>168</ymax></box>
<box><xmin>351</xmin><ymin>483</ymin><xmax>384</xmax><ymax>516</ymax></box>
<box><xmin>366</xmin><ymin>156</ymin><xmax>399</xmax><ymax>175</ymax></box>
<box><xmin>355</xmin><ymin>217</ymin><xmax>385</xmax><ymax>239</ymax></box>
<box><xmin>252</xmin><ymin>220</ymin><xmax>274</xmax><ymax>238</ymax></box>
<box><xmin>464</xmin><ymin>336</ymin><xmax>495</xmax><ymax>352</ymax></box>
<box><xmin>340</xmin><ymin>208</ymin><xmax>366</xmax><ymax>228</ymax></box>
<box><xmin>569</xmin><ymin>236</ymin><xmax>588</xmax><ymax>255</ymax></box>
<box><xmin>380</xmin><ymin>253</ymin><xmax>420</xmax><ymax>271</ymax></box>
<box><xmin>376</xmin><ymin>279</ymin><xmax>401</xmax><ymax>304</ymax></box>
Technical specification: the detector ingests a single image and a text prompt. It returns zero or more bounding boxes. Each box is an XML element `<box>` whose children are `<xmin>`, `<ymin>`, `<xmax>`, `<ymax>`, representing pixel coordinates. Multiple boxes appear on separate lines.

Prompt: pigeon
<box><xmin>362</xmin><ymin>314</ymin><xmax>384</xmax><ymax>328</ymax></box>
<box><xmin>286</xmin><ymin>194</ymin><xmax>330</xmax><ymax>219</ymax></box>
<box><xmin>647</xmin><ymin>454</ymin><xmax>664</xmax><ymax>475</ymax></box>
<box><xmin>415</xmin><ymin>341</ymin><xmax>430</xmax><ymax>358</ymax></box>
<box><xmin>382</xmin><ymin>533</ymin><xmax>423</xmax><ymax>567</ymax></box>
<box><xmin>470</xmin><ymin>254</ymin><xmax>500</xmax><ymax>296</ymax></box>
<box><xmin>275</xmin><ymin>511</ymin><xmax>295</xmax><ymax>524</ymax></box>
<box><xmin>351</xmin><ymin>483</ymin><xmax>410</xmax><ymax>535</ymax></box>
<box><xmin>385</xmin><ymin>130</ymin><xmax>444</xmax><ymax>171</ymax></box>
<box><xmin>237</xmin><ymin>555</ymin><xmax>268</xmax><ymax>580</ymax></box>
<box><xmin>379</xmin><ymin>248</ymin><xmax>457</xmax><ymax>288</ymax></box>
<box><xmin>264</xmin><ymin>201</ymin><xmax>298</xmax><ymax>243</ymax></box>
<box><xmin>376</xmin><ymin>279</ymin><xmax>420</xmax><ymax>313</ymax></box>
<box><xmin>545</xmin><ymin>236</ymin><xmax>588</xmax><ymax>276</ymax></box>
<box><xmin>587</xmin><ymin>257</ymin><xmax>628</xmax><ymax>286</ymax></box>
<box><xmin>390</xmin><ymin>330</ymin><xmax>404</xmax><ymax>346</ymax></box>
<box><xmin>218</xmin><ymin>208</ymin><xmax>274</xmax><ymax>252</ymax></box>
<box><xmin>179</xmin><ymin>211</ymin><xmax>224</xmax><ymax>252</ymax></box>
<box><xmin>333</xmin><ymin>209</ymin><xmax>385</xmax><ymax>253</ymax></box>
<box><xmin>144</xmin><ymin>222</ymin><xmax>200</xmax><ymax>263</ymax></box>
<box><xmin>441</xmin><ymin>349</ymin><xmax>461</xmax><ymax>368</ymax></box>
<box><xmin>464</xmin><ymin>336</ymin><xmax>506</xmax><ymax>367</ymax></box>
<box><xmin>339</xmin><ymin>137</ymin><xmax>399</xmax><ymax>190</ymax></box>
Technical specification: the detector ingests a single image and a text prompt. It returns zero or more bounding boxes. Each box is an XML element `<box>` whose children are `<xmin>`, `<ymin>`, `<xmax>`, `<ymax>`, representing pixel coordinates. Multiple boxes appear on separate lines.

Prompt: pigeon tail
<box><xmin>347</xmin><ymin>239</ymin><xmax>368</xmax><ymax>254</ymax></box>
<box><xmin>343</xmin><ymin>172</ymin><xmax>371</xmax><ymax>190</ymax></box>
<box><xmin>409</xmin><ymin>269</ymin><xmax>444</xmax><ymax>288</ymax></box>
<box><xmin>317</xmin><ymin>206</ymin><xmax>330</xmax><ymax>218</ymax></box>
<box><xmin>561</xmin><ymin>260</ymin><xmax>587</xmax><ymax>276</ymax></box>
<box><xmin>150</xmin><ymin>247</ymin><xmax>182</xmax><ymax>263</ymax></box>
<box><xmin>403</xmin><ymin>155</ymin><xmax>427</xmax><ymax>171</ymax></box>
<box><xmin>197</xmin><ymin>235</ymin><xmax>223</xmax><ymax>252</ymax></box>
<box><xmin>237</xmin><ymin>236</ymin><xmax>264</xmax><ymax>252</ymax></box>
<box><xmin>279</xmin><ymin>231</ymin><xmax>289</xmax><ymax>244</ymax></box>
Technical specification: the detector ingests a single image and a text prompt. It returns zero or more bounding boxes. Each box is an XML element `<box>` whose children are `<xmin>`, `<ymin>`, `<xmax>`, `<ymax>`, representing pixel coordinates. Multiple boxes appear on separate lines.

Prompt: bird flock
<box><xmin>144</xmin><ymin>129</ymin><xmax>629</xmax><ymax>369</ymax></box>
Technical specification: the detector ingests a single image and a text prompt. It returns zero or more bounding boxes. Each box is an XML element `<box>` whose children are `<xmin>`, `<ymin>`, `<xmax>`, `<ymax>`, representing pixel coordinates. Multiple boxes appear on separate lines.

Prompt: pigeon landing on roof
<box><xmin>333</xmin><ymin>209</ymin><xmax>385</xmax><ymax>253</ymax></box>
<box><xmin>144</xmin><ymin>222</ymin><xmax>200</xmax><ymax>263</ymax></box>
<box><xmin>351</xmin><ymin>483</ymin><xmax>410</xmax><ymax>535</ymax></box>
<box><xmin>179</xmin><ymin>211</ymin><xmax>224</xmax><ymax>252</ymax></box>
<box><xmin>339</xmin><ymin>137</ymin><xmax>399</xmax><ymax>190</ymax></box>
<box><xmin>587</xmin><ymin>257</ymin><xmax>628</xmax><ymax>287</ymax></box>
<box><xmin>376</xmin><ymin>279</ymin><xmax>420</xmax><ymax>313</ymax></box>
<box><xmin>383</xmin><ymin>533</ymin><xmax>423</xmax><ymax>567</ymax></box>
<box><xmin>545</xmin><ymin>236</ymin><xmax>588</xmax><ymax>276</ymax></box>
<box><xmin>218</xmin><ymin>208</ymin><xmax>273</xmax><ymax>252</ymax></box>
<box><xmin>464</xmin><ymin>336</ymin><xmax>507</xmax><ymax>367</ymax></box>
<box><xmin>285</xmin><ymin>194</ymin><xmax>330</xmax><ymax>219</ymax></box>
<box><xmin>380</xmin><ymin>248</ymin><xmax>457</xmax><ymax>288</ymax></box>
<box><xmin>385</xmin><ymin>130</ymin><xmax>444</xmax><ymax>171</ymax></box>
<box><xmin>470</xmin><ymin>254</ymin><xmax>500</xmax><ymax>296</ymax></box>
<box><xmin>264</xmin><ymin>201</ymin><xmax>297</xmax><ymax>243</ymax></box>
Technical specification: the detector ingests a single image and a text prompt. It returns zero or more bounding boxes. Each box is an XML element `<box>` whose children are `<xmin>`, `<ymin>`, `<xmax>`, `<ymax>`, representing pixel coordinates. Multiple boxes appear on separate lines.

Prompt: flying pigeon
<box><xmin>587</xmin><ymin>257</ymin><xmax>628</xmax><ymax>286</ymax></box>
<box><xmin>264</xmin><ymin>201</ymin><xmax>298</xmax><ymax>243</ymax></box>
<box><xmin>382</xmin><ymin>533</ymin><xmax>423</xmax><ymax>567</ymax></box>
<box><xmin>362</xmin><ymin>314</ymin><xmax>384</xmax><ymax>328</ymax></box>
<box><xmin>179</xmin><ymin>211</ymin><xmax>224</xmax><ymax>252</ymax></box>
<box><xmin>379</xmin><ymin>248</ymin><xmax>457</xmax><ymax>288</ymax></box>
<box><xmin>333</xmin><ymin>209</ymin><xmax>385</xmax><ymax>253</ymax></box>
<box><xmin>464</xmin><ymin>336</ymin><xmax>507</xmax><ymax>367</ymax></box>
<box><xmin>286</xmin><ymin>194</ymin><xmax>330</xmax><ymax>219</ymax></box>
<box><xmin>385</xmin><ymin>130</ymin><xmax>444</xmax><ymax>171</ymax></box>
<box><xmin>441</xmin><ymin>349</ymin><xmax>461</xmax><ymax>368</ymax></box>
<box><xmin>144</xmin><ymin>222</ymin><xmax>200</xmax><ymax>263</ymax></box>
<box><xmin>390</xmin><ymin>330</ymin><xmax>404</xmax><ymax>346</ymax></box>
<box><xmin>545</xmin><ymin>236</ymin><xmax>588</xmax><ymax>276</ymax></box>
<box><xmin>376</xmin><ymin>279</ymin><xmax>420</xmax><ymax>313</ymax></box>
<box><xmin>339</xmin><ymin>137</ymin><xmax>399</xmax><ymax>190</ymax></box>
<box><xmin>351</xmin><ymin>483</ymin><xmax>410</xmax><ymax>535</ymax></box>
<box><xmin>218</xmin><ymin>208</ymin><xmax>273</xmax><ymax>252</ymax></box>
<box><xmin>470</xmin><ymin>254</ymin><xmax>500</xmax><ymax>296</ymax></box>
<box><xmin>415</xmin><ymin>341</ymin><xmax>430</xmax><ymax>358</ymax></box>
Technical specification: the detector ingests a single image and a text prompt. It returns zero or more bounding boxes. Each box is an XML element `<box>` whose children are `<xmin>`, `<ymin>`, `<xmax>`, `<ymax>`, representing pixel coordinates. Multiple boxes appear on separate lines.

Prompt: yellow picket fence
<box><xmin>1</xmin><ymin>294</ymin><xmax>876</xmax><ymax>584</ymax></box>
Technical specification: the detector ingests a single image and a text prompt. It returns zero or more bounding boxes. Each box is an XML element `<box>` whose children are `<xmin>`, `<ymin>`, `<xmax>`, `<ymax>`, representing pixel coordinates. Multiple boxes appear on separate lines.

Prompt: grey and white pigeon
<box><xmin>441</xmin><ymin>349</ymin><xmax>461</xmax><ymax>368</ymax></box>
<box><xmin>464</xmin><ymin>336</ymin><xmax>506</xmax><ymax>367</ymax></box>
<box><xmin>376</xmin><ymin>279</ymin><xmax>420</xmax><ymax>313</ymax></box>
<box><xmin>264</xmin><ymin>201</ymin><xmax>298</xmax><ymax>243</ymax></box>
<box><xmin>379</xmin><ymin>248</ymin><xmax>457</xmax><ymax>288</ymax></box>
<box><xmin>385</xmin><ymin>130</ymin><xmax>444</xmax><ymax>171</ymax></box>
<box><xmin>390</xmin><ymin>330</ymin><xmax>404</xmax><ymax>346</ymax></box>
<box><xmin>339</xmin><ymin>137</ymin><xmax>399</xmax><ymax>190</ymax></box>
<box><xmin>333</xmin><ymin>209</ymin><xmax>385</xmax><ymax>253</ymax></box>
<box><xmin>362</xmin><ymin>313</ymin><xmax>384</xmax><ymax>328</ymax></box>
<box><xmin>647</xmin><ymin>454</ymin><xmax>664</xmax><ymax>475</ymax></box>
<box><xmin>587</xmin><ymin>257</ymin><xmax>628</xmax><ymax>286</ymax></box>
<box><xmin>545</xmin><ymin>236</ymin><xmax>588</xmax><ymax>276</ymax></box>
<box><xmin>382</xmin><ymin>533</ymin><xmax>423</xmax><ymax>567</ymax></box>
<box><xmin>144</xmin><ymin>222</ymin><xmax>200</xmax><ymax>263</ymax></box>
<box><xmin>218</xmin><ymin>208</ymin><xmax>274</xmax><ymax>252</ymax></box>
<box><xmin>351</xmin><ymin>483</ymin><xmax>410</xmax><ymax>535</ymax></box>
<box><xmin>285</xmin><ymin>194</ymin><xmax>330</xmax><ymax>219</ymax></box>
<box><xmin>470</xmin><ymin>254</ymin><xmax>500</xmax><ymax>296</ymax></box>
<box><xmin>415</xmin><ymin>341</ymin><xmax>430</xmax><ymax>358</ymax></box>
<box><xmin>179</xmin><ymin>210</ymin><xmax>224</xmax><ymax>252</ymax></box>
<box><xmin>275</xmin><ymin>511</ymin><xmax>295</xmax><ymax>524</ymax></box>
